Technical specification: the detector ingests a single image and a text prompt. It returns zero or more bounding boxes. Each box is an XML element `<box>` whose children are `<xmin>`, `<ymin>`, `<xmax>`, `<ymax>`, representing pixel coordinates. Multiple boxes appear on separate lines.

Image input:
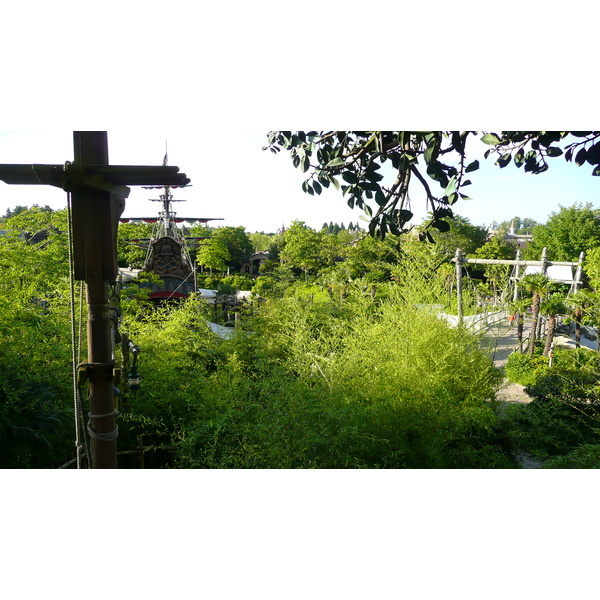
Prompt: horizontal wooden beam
<box><xmin>0</xmin><ymin>163</ymin><xmax>190</xmax><ymax>189</ymax></box>
<box><xmin>457</xmin><ymin>258</ymin><xmax>581</xmax><ymax>267</ymax></box>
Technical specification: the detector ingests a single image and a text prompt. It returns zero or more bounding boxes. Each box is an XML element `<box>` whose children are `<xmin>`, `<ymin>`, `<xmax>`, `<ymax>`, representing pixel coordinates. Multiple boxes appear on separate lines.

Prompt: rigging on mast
<box><xmin>119</xmin><ymin>174</ymin><xmax>222</xmax><ymax>302</ymax></box>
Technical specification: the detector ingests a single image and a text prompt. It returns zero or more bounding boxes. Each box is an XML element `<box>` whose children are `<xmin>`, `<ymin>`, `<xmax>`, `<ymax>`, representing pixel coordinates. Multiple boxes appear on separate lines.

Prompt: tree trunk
<box><xmin>575</xmin><ymin>307</ymin><xmax>582</xmax><ymax>347</ymax></box>
<box><xmin>517</xmin><ymin>314</ymin><xmax>524</xmax><ymax>353</ymax></box>
<box><xmin>528</xmin><ymin>293</ymin><xmax>540</xmax><ymax>355</ymax></box>
<box><xmin>543</xmin><ymin>315</ymin><xmax>556</xmax><ymax>357</ymax></box>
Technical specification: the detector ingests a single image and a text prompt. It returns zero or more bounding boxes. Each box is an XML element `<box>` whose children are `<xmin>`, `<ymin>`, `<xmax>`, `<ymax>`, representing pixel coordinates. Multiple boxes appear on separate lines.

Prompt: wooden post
<box><xmin>73</xmin><ymin>132</ymin><xmax>120</xmax><ymax>469</ymax></box>
<box><xmin>541</xmin><ymin>247</ymin><xmax>548</xmax><ymax>276</ymax></box>
<box><xmin>513</xmin><ymin>249</ymin><xmax>521</xmax><ymax>302</ymax></box>
<box><xmin>573</xmin><ymin>251</ymin><xmax>585</xmax><ymax>293</ymax></box>
<box><xmin>455</xmin><ymin>248</ymin><xmax>464</xmax><ymax>327</ymax></box>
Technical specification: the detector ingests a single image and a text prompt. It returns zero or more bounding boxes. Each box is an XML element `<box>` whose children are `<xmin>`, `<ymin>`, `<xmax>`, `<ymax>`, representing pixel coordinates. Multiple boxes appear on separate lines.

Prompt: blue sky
<box><xmin>1</xmin><ymin>131</ymin><xmax>597</xmax><ymax>233</ymax></box>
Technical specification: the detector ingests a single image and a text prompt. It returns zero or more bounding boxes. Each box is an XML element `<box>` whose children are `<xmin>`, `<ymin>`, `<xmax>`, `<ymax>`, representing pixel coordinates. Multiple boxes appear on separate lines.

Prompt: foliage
<box><xmin>264</xmin><ymin>131</ymin><xmax>600</xmax><ymax>239</ymax></box>
<box><xmin>196</xmin><ymin>237</ymin><xmax>230</xmax><ymax>274</ymax></box>
<box><xmin>506</xmin><ymin>345</ymin><xmax>600</xmax><ymax>404</ymax></box>
<box><xmin>428</xmin><ymin>214</ymin><xmax>488</xmax><ymax>258</ymax></box>
<box><xmin>505</xmin><ymin>350</ymin><xmax>549</xmax><ymax>387</ymax></box>
<box><xmin>495</xmin><ymin>216</ymin><xmax>539</xmax><ymax>235</ymax></box>
<box><xmin>0</xmin><ymin>207</ymin><xmax>78</xmax><ymax>467</ymax></box>
<box><xmin>342</xmin><ymin>234</ymin><xmax>401</xmax><ymax>282</ymax></box>
<box><xmin>176</xmin><ymin>280</ymin><xmax>513</xmax><ymax>468</ymax></box>
<box><xmin>117</xmin><ymin>222</ymin><xmax>153</xmax><ymax>268</ymax></box>
<box><xmin>248</xmin><ymin>231</ymin><xmax>275</xmax><ymax>252</ymax></box>
<box><xmin>523</xmin><ymin>203</ymin><xmax>600</xmax><ymax>261</ymax></box>
<box><xmin>540</xmin><ymin>293</ymin><xmax>568</xmax><ymax>356</ymax></box>
<box><xmin>210</xmin><ymin>226</ymin><xmax>253</xmax><ymax>271</ymax></box>
<box><xmin>543</xmin><ymin>444</ymin><xmax>600</xmax><ymax>468</ymax></box>
<box><xmin>469</xmin><ymin>236</ymin><xmax>516</xmax><ymax>299</ymax></box>
<box><xmin>521</xmin><ymin>273</ymin><xmax>553</xmax><ymax>354</ymax></box>
<box><xmin>280</xmin><ymin>220</ymin><xmax>340</xmax><ymax>278</ymax></box>
<box><xmin>583</xmin><ymin>247</ymin><xmax>600</xmax><ymax>292</ymax></box>
<box><xmin>501</xmin><ymin>399</ymin><xmax>599</xmax><ymax>462</ymax></box>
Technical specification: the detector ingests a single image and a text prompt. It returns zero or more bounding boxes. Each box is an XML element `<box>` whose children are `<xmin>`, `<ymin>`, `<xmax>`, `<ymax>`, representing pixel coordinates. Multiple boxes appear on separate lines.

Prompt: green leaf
<box><xmin>444</xmin><ymin>175</ymin><xmax>457</xmax><ymax>195</ymax></box>
<box><xmin>593</xmin><ymin>165</ymin><xmax>600</xmax><ymax>176</ymax></box>
<box><xmin>384</xmin><ymin>220</ymin><xmax>397</xmax><ymax>236</ymax></box>
<box><xmin>586</xmin><ymin>141</ymin><xmax>600</xmax><ymax>165</ymax></box>
<box><xmin>327</xmin><ymin>157</ymin><xmax>345</xmax><ymax>168</ymax></box>
<box><xmin>447</xmin><ymin>192</ymin><xmax>458</xmax><ymax>205</ymax></box>
<box><xmin>301</xmin><ymin>154</ymin><xmax>310</xmax><ymax>173</ymax></box>
<box><xmin>496</xmin><ymin>153</ymin><xmax>511</xmax><ymax>168</ymax></box>
<box><xmin>342</xmin><ymin>171</ymin><xmax>359</xmax><ymax>184</ymax></box>
<box><xmin>575</xmin><ymin>147</ymin><xmax>587</xmax><ymax>166</ymax></box>
<box><xmin>432</xmin><ymin>220</ymin><xmax>450</xmax><ymax>232</ymax></box>
<box><xmin>399</xmin><ymin>210</ymin><xmax>413</xmax><ymax>223</ymax></box>
<box><xmin>424</xmin><ymin>141</ymin><xmax>438</xmax><ymax>165</ymax></box>
<box><xmin>312</xmin><ymin>180</ymin><xmax>322</xmax><ymax>195</ymax></box>
<box><xmin>318</xmin><ymin>175</ymin><xmax>330</xmax><ymax>189</ymax></box>
<box><xmin>330</xmin><ymin>177</ymin><xmax>340</xmax><ymax>191</ymax></box>
<box><xmin>546</xmin><ymin>146</ymin><xmax>563</xmax><ymax>157</ymax></box>
<box><xmin>375</xmin><ymin>190</ymin><xmax>386</xmax><ymax>206</ymax></box>
<box><xmin>481</xmin><ymin>133</ymin><xmax>502</xmax><ymax>146</ymax></box>
<box><xmin>465</xmin><ymin>160</ymin><xmax>479</xmax><ymax>173</ymax></box>
<box><xmin>514</xmin><ymin>148</ymin><xmax>525</xmax><ymax>168</ymax></box>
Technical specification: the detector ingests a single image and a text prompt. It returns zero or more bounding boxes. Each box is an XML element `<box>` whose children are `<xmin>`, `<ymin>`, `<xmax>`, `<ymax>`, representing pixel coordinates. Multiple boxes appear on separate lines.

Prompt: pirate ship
<box><xmin>120</xmin><ymin>175</ymin><xmax>222</xmax><ymax>302</ymax></box>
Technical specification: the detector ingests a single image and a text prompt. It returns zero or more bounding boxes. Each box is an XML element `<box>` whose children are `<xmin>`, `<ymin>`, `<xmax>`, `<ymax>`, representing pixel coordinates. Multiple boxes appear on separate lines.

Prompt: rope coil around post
<box><xmin>87</xmin><ymin>409</ymin><xmax>119</xmax><ymax>441</ymax></box>
<box><xmin>87</xmin><ymin>422</ymin><xmax>119</xmax><ymax>442</ymax></box>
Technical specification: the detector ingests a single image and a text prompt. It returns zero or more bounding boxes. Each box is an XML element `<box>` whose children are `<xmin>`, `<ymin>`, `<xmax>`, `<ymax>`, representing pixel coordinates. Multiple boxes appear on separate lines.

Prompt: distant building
<box><xmin>240</xmin><ymin>251</ymin><xmax>271</xmax><ymax>275</ymax></box>
<box><xmin>488</xmin><ymin>220</ymin><xmax>533</xmax><ymax>250</ymax></box>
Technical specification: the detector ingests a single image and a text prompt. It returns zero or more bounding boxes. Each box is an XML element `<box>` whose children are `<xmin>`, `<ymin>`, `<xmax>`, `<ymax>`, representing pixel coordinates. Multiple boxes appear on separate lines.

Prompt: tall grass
<box><xmin>174</xmin><ymin>275</ymin><xmax>512</xmax><ymax>468</ymax></box>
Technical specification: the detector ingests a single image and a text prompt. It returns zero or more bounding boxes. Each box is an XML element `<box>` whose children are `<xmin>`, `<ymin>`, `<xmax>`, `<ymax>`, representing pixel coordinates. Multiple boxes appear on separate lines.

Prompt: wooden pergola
<box><xmin>453</xmin><ymin>247</ymin><xmax>585</xmax><ymax>326</ymax></box>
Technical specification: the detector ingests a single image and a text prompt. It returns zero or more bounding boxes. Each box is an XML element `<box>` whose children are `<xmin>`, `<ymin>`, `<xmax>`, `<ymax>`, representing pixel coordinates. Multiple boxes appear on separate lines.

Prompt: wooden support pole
<box><xmin>73</xmin><ymin>132</ymin><xmax>120</xmax><ymax>469</ymax></box>
<box><xmin>573</xmin><ymin>251</ymin><xmax>585</xmax><ymax>293</ymax></box>
<box><xmin>541</xmin><ymin>247</ymin><xmax>548</xmax><ymax>276</ymax></box>
<box><xmin>513</xmin><ymin>249</ymin><xmax>521</xmax><ymax>302</ymax></box>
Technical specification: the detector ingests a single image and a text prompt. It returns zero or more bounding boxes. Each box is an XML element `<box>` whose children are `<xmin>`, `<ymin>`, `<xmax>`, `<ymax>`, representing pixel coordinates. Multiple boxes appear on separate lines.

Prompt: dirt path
<box><xmin>484</xmin><ymin>319</ymin><xmax>533</xmax><ymax>404</ymax></box>
<box><xmin>482</xmin><ymin>319</ymin><xmax>544</xmax><ymax>468</ymax></box>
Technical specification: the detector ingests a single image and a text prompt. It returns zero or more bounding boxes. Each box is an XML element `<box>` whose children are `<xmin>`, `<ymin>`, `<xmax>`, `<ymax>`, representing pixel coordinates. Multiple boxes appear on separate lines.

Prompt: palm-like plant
<box><xmin>508</xmin><ymin>296</ymin><xmax>533</xmax><ymax>354</ymax></box>
<box><xmin>521</xmin><ymin>273</ymin><xmax>553</xmax><ymax>355</ymax></box>
<box><xmin>566</xmin><ymin>289</ymin><xmax>595</xmax><ymax>347</ymax></box>
<box><xmin>540</xmin><ymin>294</ymin><xmax>568</xmax><ymax>357</ymax></box>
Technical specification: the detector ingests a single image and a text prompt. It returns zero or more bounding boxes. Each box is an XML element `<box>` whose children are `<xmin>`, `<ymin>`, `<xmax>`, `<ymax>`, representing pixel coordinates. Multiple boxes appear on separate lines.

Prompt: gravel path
<box><xmin>482</xmin><ymin>318</ymin><xmax>543</xmax><ymax>468</ymax></box>
<box><xmin>485</xmin><ymin>321</ymin><xmax>534</xmax><ymax>405</ymax></box>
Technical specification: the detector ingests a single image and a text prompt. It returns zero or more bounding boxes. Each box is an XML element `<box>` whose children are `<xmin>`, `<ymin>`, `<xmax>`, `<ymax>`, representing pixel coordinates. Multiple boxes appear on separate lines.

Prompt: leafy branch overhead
<box><xmin>264</xmin><ymin>131</ymin><xmax>600</xmax><ymax>240</ymax></box>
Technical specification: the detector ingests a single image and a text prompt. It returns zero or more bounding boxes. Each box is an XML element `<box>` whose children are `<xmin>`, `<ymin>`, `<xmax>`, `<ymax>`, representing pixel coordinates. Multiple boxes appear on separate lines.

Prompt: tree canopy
<box><xmin>523</xmin><ymin>203</ymin><xmax>600</xmax><ymax>261</ymax></box>
<box><xmin>264</xmin><ymin>131</ymin><xmax>600</xmax><ymax>239</ymax></box>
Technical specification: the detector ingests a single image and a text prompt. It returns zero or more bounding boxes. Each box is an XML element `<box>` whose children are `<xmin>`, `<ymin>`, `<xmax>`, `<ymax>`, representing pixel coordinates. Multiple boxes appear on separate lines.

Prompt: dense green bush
<box><xmin>505</xmin><ymin>350</ymin><xmax>549</xmax><ymax>387</ymax></box>
<box><xmin>501</xmin><ymin>400</ymin><xmax>599</xmax><ymax>462</ymax></box>
<box><xmin>506</xmin><ymin>346</ymin><xmax>600</xmax><ymax>404</ymax></box>
<box><xmin>175</xmin><ymin>283</ymin><xmax>514</xmax><ymax>468</ymax></box>
<box><xmin>543</xmin><ymin>444</ymin><xmax>600</xmax><ymax>468</ymax></box>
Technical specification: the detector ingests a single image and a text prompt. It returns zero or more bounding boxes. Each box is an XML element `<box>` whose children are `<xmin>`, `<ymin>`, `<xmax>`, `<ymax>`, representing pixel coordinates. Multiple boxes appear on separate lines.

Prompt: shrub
<box><xmin>176</xmin><ymin>283</ymin><xmax>514</xmax><ymax>468</ymax></box>
<box><xmin>543</xmin><ymin>444</ymin><xmax>600</xmax><ymax>468</ymax></box>
<box><xmin>505</xmin><ymin>351</ymin><xmax>548</xmax><ymax>387</ymax></box>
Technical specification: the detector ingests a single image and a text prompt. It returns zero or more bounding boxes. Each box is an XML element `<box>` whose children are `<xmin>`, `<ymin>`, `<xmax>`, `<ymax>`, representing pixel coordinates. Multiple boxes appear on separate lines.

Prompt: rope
<box><xmin>87</xmin><ymin>408</ymin><xmax>119</xmax><ymax>441</ymax></box>
<box><xmin>66</xmin><ymin>191</ymin><xmax>85</xmax><ymax>468</ymax></box>
<box><xmin>165</xmin><ymin>270</ymin><xmax>195</xmax><ymax>301</ymax></box>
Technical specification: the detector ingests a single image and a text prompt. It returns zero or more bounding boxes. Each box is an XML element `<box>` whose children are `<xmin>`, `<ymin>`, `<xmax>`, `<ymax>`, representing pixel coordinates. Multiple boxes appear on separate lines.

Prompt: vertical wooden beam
<box><xmin>72</xmin><ymin>132</ymin><xmax>119</xmax><ymax>469</ymax></box>
<box><xmin>573</xmin><ymin>251</ymin><xmax>585</xmax><ymax>293</ymax></box>
<box><xmin>513</xmin><ymin>249</ymin><xmax>521</xmax><ymax>302</ymax></box>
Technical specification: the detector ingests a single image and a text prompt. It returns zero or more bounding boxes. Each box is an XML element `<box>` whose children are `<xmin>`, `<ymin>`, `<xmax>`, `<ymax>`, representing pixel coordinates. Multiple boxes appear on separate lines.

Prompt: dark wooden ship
<box><xmin>120</xmin><ymin>176</ymin><xmax>222</xmax><ymax>302</ymax></box>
